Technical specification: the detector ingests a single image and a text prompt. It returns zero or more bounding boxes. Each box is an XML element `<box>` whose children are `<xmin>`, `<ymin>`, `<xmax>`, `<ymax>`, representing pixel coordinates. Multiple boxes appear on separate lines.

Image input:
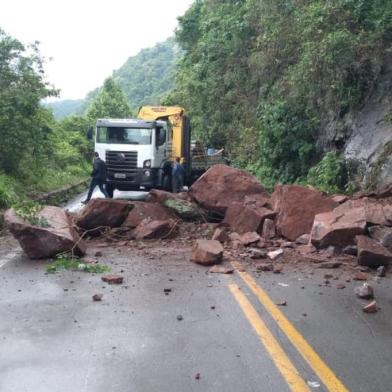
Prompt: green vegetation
<box><xmin>306</xmin><ymin>152</ymin><xmax>347</xmax><ymax>194</ymax></box>
<box><xmin>44</xmin><ymin>99</ymin><xmax>85</xmax><ymax>120</ymax></box>
<box><xmin>0</xmin><ymin>28</ymin><xmax>135</xmax><ymax>210</ymax></box>
<box><xmin>113</xmin><ymin>38</ymin><xmax>181</xmax><ymax>112</ymax></box>
<box><xmin>86</xmin><ymin>77</ymin><xmax>132</xmax><ymax>120</ymax></box>
<box><xmin>46</xmin><ymin>256</ymin><xmax>110</xmax><ymax>274</ymax></box>
<box><xmin>169</xmin><ymin>0</ymin><xmax>392</xmax><ymax>191</ymax></box>
<box><xmin>12</xmin><ymin>200</ymin><xmax>50</xmax><ymax>227</ymax></box>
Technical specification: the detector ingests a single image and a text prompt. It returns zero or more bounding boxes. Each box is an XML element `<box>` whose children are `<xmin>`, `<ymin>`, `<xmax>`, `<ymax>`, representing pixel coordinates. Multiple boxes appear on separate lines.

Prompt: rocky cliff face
<box><xmin>320</xmin><ymin>56</ymin><xmax>392</xmax><ymax>190</ymax></box>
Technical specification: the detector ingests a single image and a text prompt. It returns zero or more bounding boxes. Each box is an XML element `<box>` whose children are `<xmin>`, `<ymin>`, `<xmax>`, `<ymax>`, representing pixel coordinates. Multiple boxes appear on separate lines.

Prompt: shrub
<box><xmin>306</xmin><ymin>152</ymin><xmax>347</xmax><ymax>194</ymax></box>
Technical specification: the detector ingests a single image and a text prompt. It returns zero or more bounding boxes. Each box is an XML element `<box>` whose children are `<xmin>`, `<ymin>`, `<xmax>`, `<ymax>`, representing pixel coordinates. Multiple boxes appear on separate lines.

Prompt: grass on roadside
<box><xmin>46</xmin><ymin>256</ymin><xmax>111</xmax><ymax>274</ymax></box>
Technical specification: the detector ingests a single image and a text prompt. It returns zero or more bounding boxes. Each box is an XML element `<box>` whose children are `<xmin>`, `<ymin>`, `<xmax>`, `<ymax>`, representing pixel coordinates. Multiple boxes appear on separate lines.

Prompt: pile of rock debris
<box><xmin>5</xmin><ymin>165</ymin><xmax>392</xmax><ymax>280</ymax></box>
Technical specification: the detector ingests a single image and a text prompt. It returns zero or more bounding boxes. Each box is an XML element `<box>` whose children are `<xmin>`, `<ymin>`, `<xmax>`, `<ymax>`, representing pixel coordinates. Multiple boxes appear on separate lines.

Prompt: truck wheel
<box><xmin>106</xmin><ymin>184</ymin><xmax>115</xmax><ymax>198</ymax></box>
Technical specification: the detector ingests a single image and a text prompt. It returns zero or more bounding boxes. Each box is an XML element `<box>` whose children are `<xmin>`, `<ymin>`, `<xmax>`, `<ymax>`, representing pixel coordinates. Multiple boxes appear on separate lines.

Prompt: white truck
<box><xmin>93</xmin><ymin>107</ymin><xmax>226</xmax><ymax>197</ymax></box>
<box><xmin>94</xmin><ymin>118</ymin><xmax>169</xmax><ymax>197</ymax></box>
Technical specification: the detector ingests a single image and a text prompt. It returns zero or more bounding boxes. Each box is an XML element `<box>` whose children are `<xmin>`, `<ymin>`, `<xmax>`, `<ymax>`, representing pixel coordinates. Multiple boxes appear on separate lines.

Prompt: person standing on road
<box><xmin>172</xmin><ymin>157</ymin><xmax>185</xmax><ymax>193</ymax></box>
<box><xmin>82</xmin><ymin>152</ymin><xmax>109</xmax><ymax>204</ymax></box>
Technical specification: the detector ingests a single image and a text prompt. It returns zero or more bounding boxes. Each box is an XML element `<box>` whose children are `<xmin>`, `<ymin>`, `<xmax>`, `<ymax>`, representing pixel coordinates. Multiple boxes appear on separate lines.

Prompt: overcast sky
<box><xmin>0</xmin><ymin>0</ymin><xmax>193</xmax><ymax>100</ymax></box>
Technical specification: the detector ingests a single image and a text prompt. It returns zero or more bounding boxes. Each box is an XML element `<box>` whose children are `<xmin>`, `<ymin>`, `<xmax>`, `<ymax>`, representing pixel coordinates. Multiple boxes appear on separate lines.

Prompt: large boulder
<box><xmin>189</xmin><ymin>165</ymin><xmax>269</xmax><ymax>213</ymax></box>
<box><xmin>272</xmin><ymin>185</ymin><xmax>338</xmax><ymax>241</ymax></box>
<box><xmin>133</xmin><ymin>219</ymin><xmax>176</xmax><ymax>240</ymax></box>
<box><xmin>356</xmin><ymin>235</ymin><xmax>392</xmax><ymax>267</ymax></box>
<box><xmin>310</xmin><ymin>207</ymin><xmax>367</xmax><ymax>248</ymax></box>
<box><xmin>223</xmin><ymin>202</ymin><xmax>276</xmax><ymax>234</ymax></box>
<box><xmin>122</xmin><ymin>202</ymin><xmax>174</xmax><ymax>228</ymax></box>
<box><xmin>191</xmin><ymin>239</ymin><xmax>224</xmax><ymax>266</ymax></box>
<box><xmin>334</xmin><ymin>198</ymin><xmax>390</xmax><ymax>226</ymax></box>
<box><xmin>76</xmin><ymin>199</ymin><xmax>132</xmax><ymax>230</ymax></box>
<box><xmin>5</xmin><ymin>206</ymin><xmax>86</xmax><ymax>259</ymax></box>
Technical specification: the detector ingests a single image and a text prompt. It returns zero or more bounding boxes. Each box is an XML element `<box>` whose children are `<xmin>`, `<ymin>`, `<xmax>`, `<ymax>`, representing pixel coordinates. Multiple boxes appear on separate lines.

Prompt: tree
<box><xmin>0</xmin><ymin>29</ymin><xmax>57</xmax><ymax>174</ymax></box>
<box><xmin>86</xmin><ymin>77</ymin><xmax>132</xmax><ymax>120</ymax></box>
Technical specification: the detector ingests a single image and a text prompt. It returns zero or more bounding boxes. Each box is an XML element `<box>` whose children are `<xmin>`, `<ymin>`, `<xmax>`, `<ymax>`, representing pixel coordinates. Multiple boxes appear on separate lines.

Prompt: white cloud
<box><xmin>0</xmin><ymin>0</ymin><xmax>193</xmax><ymax>99</ymax></box>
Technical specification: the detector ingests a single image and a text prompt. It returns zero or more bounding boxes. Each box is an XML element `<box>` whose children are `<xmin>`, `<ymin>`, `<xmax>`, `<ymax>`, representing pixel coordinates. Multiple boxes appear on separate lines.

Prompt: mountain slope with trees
<box><xmin>168</xmin><ymin>0</ymin><xmax>392</xmax><ymax>191</ymax></box>
<box><xmin>48</xmin><ymin>38</ymin><xmax>181</xmax><ymax>119</ymax></box>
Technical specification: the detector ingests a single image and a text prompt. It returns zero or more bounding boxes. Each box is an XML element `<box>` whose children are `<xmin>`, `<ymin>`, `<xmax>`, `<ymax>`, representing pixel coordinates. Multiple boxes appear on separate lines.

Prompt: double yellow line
<box><xmin>230</xmin><ymin>261</ymin><xmax>349</xmax><ymax>392</ymax></box>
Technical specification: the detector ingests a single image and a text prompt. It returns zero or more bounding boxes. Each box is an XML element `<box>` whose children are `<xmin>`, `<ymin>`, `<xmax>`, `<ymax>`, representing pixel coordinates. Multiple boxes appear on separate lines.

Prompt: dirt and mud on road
<box><xmin>2</xmin><ymin>164</ymin><xmax>392</xmax><ymax>391</ymax></box>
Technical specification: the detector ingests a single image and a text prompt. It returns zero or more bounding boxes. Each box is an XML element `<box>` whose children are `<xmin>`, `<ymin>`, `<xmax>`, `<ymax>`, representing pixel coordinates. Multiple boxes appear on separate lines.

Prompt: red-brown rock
<box><xmin>146</xmin><ymin>189</ymin><xmax>181</xmax><ymax>204</ymax></box>
<box><xmin>212</xmin><ymin>227</ymin><xmax>230</xmax><ymax>243</ymax></box>
<box><xmin>334</xmin><ymin>198</ymin><xmax>390</xmax><ymax>226</ymax></box>
<box><xmin>77</xmin><ymin>199</ymin><xmax>132</xmax><ymax>230</ymax></box>
<box><xmin>311</xmin><ymin>207</ymin><xmax>366</xmax><ymax>248</ymax></box>
<box><xmin>208</xmin><ymin>265</ymin><xmax>234</xmax><ymax>274</ymax></box>
<box><xmin>191</xmin><ymin>239</ymin><xmax>224</xmax><ymax>266</ymax></box>
<box><xmin>223</xmin><ymin>202</ymin><xmax>276</xmax><ymax>234</ymax></box>
<box><xmin>239</xmin><ymin>232</ymin><xmax>260</xmax><ymax>246</ymax></box>
<box><xmin>5</xmin><ymin>206</ymin><xmax>86</xmax><ymax>259</ymax></box>
<box><xmin>332</xmin><ymin>195</ymin><xmax>349</xmax><ymax>204</ymax></box>
<box><xmin>102</xmin><ymin>275</ymin><xmax>123</xmax><ymax>284</ymax></box>
<box><xmin>133</xmin><ymin>219</ymin><xmax>176</xmax><ymax>240</ymax></box>
<box><xmin>122</xmin><ymin>202</ymin><xmax>174</xmax><ymax>228</ymax></box>
<box><xmin>363</xmin><ymin>300</ymin><xmax>378</xmax><ymax>314</ymax></box>
<box><xmin>356</xmin><ymin>235</ymin><xmax>392</xmax><ymax>267</ymax></box>
<box><xmin>272</xmin><ymin>185</ymin><xmax>337</xmax><ymax>241</ymax></box>
<box><xmin>189</xmin><ymin>164</ymin><xmax>269</xmax><ymax>213</ymax></box>
<box><xmin>262</xmin><ymin>218</ymin><xmax>276</xmax><ymax>239</ymax></box>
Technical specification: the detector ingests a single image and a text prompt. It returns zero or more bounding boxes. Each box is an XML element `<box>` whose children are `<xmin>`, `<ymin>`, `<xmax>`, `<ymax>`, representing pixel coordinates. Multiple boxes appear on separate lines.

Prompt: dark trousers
<box><xmin>86</xmin><ymin>178</ymin><xmax>109</xmax><ymax>201</ymax></box>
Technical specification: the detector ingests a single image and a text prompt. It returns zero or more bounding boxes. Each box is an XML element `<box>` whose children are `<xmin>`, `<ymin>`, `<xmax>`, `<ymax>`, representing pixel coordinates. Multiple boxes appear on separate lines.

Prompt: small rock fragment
<box><xmin>94</xmin><ymin>251</ymin><xmax>103</xmax><ymax>257</ymax></box>
<box><xmin>191</xmin><ymin>239</ymin><xmax>224</xmax><ymax>266</ymax></box>
<box><xmin>208</xmin><ymin>265</ymin><xmax>234</xmax><ymax>274</ymax></box>
<box><xmin>92</xmin><ymin>294</ymin><xmax>103</xmax><ymax>301</ymax></box>
<box><xmin>276</xmin><ymin>300</ymin><xmax>287</xmax><ymax>306</ymax></box>
<box><xmin>318</xmin><ymin>261</ymin><xmax>342</xmax><ymax>269</ymax></box>
<box><xmin>239</xmin><ymin>232</ymin><xmax>260</xmax><ymax>246</ymax></box>
<box><xmin>177</xmin><ymin>315</ymin><xmax>183</xmax><ymax>321</ymax></box>
<box><xmin>296</xmin><ymin>234</ymin><xmax>311</xmax><ymax>245</ymax></box>
<box><xmin>355</xmin><ymin>283</ymin><xmax>374</xmax><ymax>299</ymax></box>
<box><xmin>262</xmin><ymin>218</ymin><xmax>276</xmax><ymax>240</ymax></box>
<box><xmin>273</xmin><ymin>265</ymin><xmax>283</xmax><ymax>274</ymax></box>
<box><xmin>268</xmin><ymin>249</ymin><xmax>284</xmax><ymax>260</ymax></box>
<box><xmin>256</xmin><ymin>263</ymin><xmax>273</xmax><ymax>272</ymax></box>
<box><xmin>336</xmin><ymin>283</ymin><xmax>346</xmax><ymax>290</ymax></box>
<box><xmin>343</xmin><ymin>245</ymin><xmax>357</xmax><ymax>256</ymax></box>
<box><xmin>102</xmin><ymin>275</ymin><xmax>124</xmax><ymax>284</ymax></box>
<box><xmin>363</xmin><ymin>300</ymin><xmax>378</xmax><ymax>314</ymax></box>
<box><xmin>249</xmin><ymin>248</ymin><xmax>268</xmax><ymax>259</ymax></box>
<box><xmin>376</xmin><ymin>266</ymin><xmax>386</xmax><ymax>277</ymax></box>
<box><xmin>353</xmin><ymin>272</ymin><xmax>367</xmax><ymax>281</ymax></box>
<box><xmin>195</xmin><ymin>373</ymin><xmax>201</xmax><ymax>380</ymax></box>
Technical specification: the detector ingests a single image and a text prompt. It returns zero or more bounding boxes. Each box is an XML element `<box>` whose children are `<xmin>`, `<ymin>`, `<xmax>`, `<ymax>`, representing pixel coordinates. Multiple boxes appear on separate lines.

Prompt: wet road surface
<box><xmin>1</xmin><ymin>192</ymin><xmax>392</xmax><ymax>392</ymax></box>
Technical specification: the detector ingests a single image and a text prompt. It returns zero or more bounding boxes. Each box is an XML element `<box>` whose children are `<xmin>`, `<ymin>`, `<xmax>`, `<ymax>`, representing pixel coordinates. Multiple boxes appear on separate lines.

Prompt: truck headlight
<box><xmin>144</xmin><ymin>170</ymin><xmax>151</xmax><ymax>177</ymax></box>
<box><xmin>143</xmin><ymin>160</ymin><xmax>151</xmax><ymax>168</ymax></box>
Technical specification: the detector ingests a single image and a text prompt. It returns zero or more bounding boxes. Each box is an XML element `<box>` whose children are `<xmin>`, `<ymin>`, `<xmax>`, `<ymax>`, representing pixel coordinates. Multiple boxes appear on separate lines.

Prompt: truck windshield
<box><xmin>97</xmin><ymin>127</ymin><xmax>152</xmax><ymax>145</ymax></box>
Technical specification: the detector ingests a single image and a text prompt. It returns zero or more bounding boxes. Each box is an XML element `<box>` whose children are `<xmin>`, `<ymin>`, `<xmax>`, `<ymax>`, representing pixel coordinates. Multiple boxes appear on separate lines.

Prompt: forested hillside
<box><xmin>45</xmin><ymin>99</ymin><xmax>85</xmax><ymax>119</ymax></box>
<box><xmin>168</xmin><ymin>0</ymin><xmax>392</xmax><ymax>192</ymax></box>
<box><xmin>113</xmin><ymin>37</ymin><xmax>181</xmax><ymax>112</ymax></box>
<box><xmin>50</xmin><ymin>38</ymin><xmax>180</xmax><ymax>118</ymax></box>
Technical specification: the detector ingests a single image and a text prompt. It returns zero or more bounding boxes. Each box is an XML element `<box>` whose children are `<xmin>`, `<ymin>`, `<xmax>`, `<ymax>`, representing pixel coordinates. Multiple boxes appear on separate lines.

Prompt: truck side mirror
<box><xmin>87</xmin><ymin>127</ymin><xmax>93</xmax><ymax>140</ymax></box>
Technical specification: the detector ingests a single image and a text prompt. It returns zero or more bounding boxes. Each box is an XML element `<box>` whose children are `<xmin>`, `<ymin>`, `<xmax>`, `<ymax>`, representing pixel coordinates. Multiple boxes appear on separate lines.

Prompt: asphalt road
<box><xmin>1</xmin><ymin>193</ymin><xmax>392</xmax><ymax>392</ymax></box>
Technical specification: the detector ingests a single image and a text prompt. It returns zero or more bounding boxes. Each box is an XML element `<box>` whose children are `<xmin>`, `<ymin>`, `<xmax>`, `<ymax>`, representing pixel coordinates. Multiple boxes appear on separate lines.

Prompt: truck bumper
<box><xmin>107</xmin><ymin>168</ymin><xmax>161</xmax><ymax>190</ymax></box>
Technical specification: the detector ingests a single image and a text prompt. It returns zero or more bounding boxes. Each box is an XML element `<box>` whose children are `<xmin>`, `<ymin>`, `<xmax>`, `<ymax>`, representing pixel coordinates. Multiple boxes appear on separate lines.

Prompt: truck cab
<box><xmin>95</xmin><ymin>118</ymin><xmax>169</xmax><ymax>196</ymax></box>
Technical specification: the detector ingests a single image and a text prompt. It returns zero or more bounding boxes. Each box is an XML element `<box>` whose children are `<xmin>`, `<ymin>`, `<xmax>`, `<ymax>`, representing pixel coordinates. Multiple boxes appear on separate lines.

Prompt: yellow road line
<box><xmin>233</xmin><ymin>261</ymin><xmax>349</xmax><ymax>392</ymax></box>
<box><xmin>228</xmin><ymin>284</ymin><xmax>311</xmax><ymax>392</ymax></box>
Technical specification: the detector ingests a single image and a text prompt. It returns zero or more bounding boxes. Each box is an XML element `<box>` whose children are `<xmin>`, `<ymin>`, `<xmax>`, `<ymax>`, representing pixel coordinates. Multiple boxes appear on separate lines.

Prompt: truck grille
<box><xmin>106</xmin><ymin>151</ymin><xmax>138</xmax><ymax>180</ymax></box>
